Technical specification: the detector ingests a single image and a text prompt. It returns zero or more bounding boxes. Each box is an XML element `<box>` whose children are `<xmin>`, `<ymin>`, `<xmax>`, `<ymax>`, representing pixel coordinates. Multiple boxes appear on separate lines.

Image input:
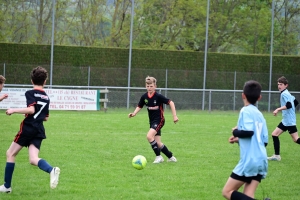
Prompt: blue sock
<box><xmin>4</xmin><ymin>162</ymin><xmax>15</xmax><ymax>188</ymax></box>
<box><xmin>38</xmin><ymin>159</ymin><xmax>53</xmax><ymax>173</ymax></box>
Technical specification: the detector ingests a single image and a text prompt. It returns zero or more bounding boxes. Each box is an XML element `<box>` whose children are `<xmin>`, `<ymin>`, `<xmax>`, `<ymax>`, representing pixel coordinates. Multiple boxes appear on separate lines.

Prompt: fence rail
<box><xmin>3</xmin><ymin>84</ymin><xmax>300</xmax><ymax>112</ymax></box>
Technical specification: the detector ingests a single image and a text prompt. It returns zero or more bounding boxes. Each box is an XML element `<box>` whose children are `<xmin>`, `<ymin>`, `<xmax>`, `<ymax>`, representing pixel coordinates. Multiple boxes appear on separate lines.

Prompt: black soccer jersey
<box><xmin>138</xmin><ymin>91</ymin><xmax>170</xmax><ymax>122</ymax></box>
<box><xmin>21</xmin><ymin>89</ymin><xmax>50</xmax><ymax>137</ymax></box>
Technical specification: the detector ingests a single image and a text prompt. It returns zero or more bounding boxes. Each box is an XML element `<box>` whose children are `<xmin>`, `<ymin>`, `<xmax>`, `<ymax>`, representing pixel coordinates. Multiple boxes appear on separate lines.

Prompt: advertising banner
<box><xmin>0</xmin><ymin>88</ymin><xmax>100</xmax><ymax>110</ymax></box>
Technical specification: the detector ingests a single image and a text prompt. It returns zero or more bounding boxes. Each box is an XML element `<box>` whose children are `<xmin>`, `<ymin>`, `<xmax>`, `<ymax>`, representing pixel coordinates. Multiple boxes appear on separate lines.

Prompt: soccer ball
<box><xmin>132</xmin><ymin>155</ymin><xmax>147</xmax><ymax>170</ymax></box>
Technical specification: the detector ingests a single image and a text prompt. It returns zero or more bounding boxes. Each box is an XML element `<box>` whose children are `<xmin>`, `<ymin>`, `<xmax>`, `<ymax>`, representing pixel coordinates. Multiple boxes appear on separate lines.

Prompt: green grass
<box><xmin>0</xmin><ymin>109</ymin><xmax>300</xmax><ymax>200</ymax></box>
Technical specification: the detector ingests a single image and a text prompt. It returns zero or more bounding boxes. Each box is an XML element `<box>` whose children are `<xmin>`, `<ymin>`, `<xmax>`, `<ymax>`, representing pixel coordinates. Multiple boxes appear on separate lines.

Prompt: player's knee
<box><xmin>292</xmin><ymin>138</ymin><xmax>297</xmax><ymax>143</ymax></box>
<box><xmin>292</xmin><ymin>137</ymin><xmax>300</xmax><ymax>143</ymax></box>
<box><xmin>29</xmin><ymin>158</ymin><xmax>38</xmax><ymax>166</ymax></box>
<box><xmin>221</xmin><ymin>189</ymin><xmax>231</xmax><ymax>199</ymax></box>
<box><xmin>6</xmin><ymin>150</ymin><xmax>15</xmax><ymax>159</ymax></box>
<box><xmin>271</xmin><ymin>132</ymin><xmax>278</xmax><ymax>136</ymax></box>
<box><xmin>272</xmin><ymin>135</ymin><xmax>279</xmax><ymax>140</ymax></box>
<box><xmin>146</xmin><ymin>134</ymin><xmax>154</xmax><ymax>141</ymax></box>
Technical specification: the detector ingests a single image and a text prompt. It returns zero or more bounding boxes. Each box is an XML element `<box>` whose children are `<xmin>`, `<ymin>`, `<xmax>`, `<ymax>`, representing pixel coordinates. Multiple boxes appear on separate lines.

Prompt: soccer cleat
<box><xmin>0</xmin><ymin>185</ymin><xmax>12</xmax><ymax>193</ymax></box>
<box><xmin>50</xmin><ymin>167</ymin><xmax>60</xmax><ymax>189</ymax></box>
<box><xmin>167</xmin><ymin>156</ymin><xmax>177</xmax><ymax>162</ymax></box>
<box><xmin>267</xmin><ymin>154</ymin><xmax>281</xmax><ymax>161</ymax></box>
<box><xmin>153</xmin><ymin>155</ymin><xmax>164</xmax><ymax>164</ymax></box>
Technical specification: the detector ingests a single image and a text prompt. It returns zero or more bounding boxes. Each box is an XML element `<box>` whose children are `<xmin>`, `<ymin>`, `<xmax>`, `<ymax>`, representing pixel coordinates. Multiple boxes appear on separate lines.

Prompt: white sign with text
<box><xmin>0</xmin><ymin>88</ymin><xmax>99</xmax><ymax>110</ymax></box>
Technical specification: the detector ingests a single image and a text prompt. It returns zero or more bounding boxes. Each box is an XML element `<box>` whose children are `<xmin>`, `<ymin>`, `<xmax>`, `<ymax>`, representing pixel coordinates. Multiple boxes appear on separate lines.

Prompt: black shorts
<box><xmin>150</xmin><ymin>120</ymin><xmax>165</xmax><ymax>136</ymax></box>
<box><xmin>230</xmin><ymin>172</ymin><xmax>263</xmax><ymax>183</ymax></box>
<box><xmin>14</xmin><ymin>125</ymin><xmax>45</xmax><ymax>150</ymax></box>
<box><xmin>278</xmin><ymin>122</ymin><xmax>298</xmax><ymax>134</ymax></box>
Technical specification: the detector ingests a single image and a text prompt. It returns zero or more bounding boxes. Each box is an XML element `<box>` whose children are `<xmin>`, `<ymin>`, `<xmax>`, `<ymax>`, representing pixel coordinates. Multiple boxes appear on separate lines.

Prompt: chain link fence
<box><xmin>2</xmin><ymin>63</ymin><xmax>300</xmax><ymax>91</ymax></box>
<box><xmin>105</xmin><ymin>88</ymin><xmax>300</xmax><ymax>112</ymax></box>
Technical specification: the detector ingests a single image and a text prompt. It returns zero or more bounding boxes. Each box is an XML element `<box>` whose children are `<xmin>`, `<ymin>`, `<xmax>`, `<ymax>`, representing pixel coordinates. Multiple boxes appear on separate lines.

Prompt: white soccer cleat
<box><xmin>167</xmin><ymin>156</ymin><xmax>177</xmax><ymax>162</ymax></box>
<box><xmin>267</xmin><ymin>154</ymin><xmax>281</xmax><ymax>161</ymax></box>
<box><xmin>153</xmin><ymin>155</ymin><xmax>164</xmax><ymax>164</ymax></box>
<box><xmin>0</xmin><ymin>184</ymin><xmax>12</xmax><ymax>193</ymax></box>
<box><xmin>50</xmin><ymin>167</ymin><xmax>60</xmax><ymax>189</ymax></box>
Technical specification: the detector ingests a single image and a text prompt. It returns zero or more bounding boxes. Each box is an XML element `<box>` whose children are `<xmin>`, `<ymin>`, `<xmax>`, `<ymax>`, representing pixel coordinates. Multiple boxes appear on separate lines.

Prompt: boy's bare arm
<box><xmin>273</xmin><ymin>105</ymin><xmax>287</xmax><ymax>116</ymax></box>
<box><xmin>6</xmin><ymin>106</ymin><xmax>35</xmax><ymax>115</ymax></box>
<box><xmin>169</xmin><ymin>101</ymin><xmax>179</xmax><ymax>123</ymax></box>
<box><xmin>128</xmin><ymin>107</ymin><xmax>142</xmax><ymax>118</ymax></box>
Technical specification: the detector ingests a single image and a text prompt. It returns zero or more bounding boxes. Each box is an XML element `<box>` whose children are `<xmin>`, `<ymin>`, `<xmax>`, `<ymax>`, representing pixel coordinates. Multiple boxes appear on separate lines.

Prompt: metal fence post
<box><xmin>202</xmin><ymin>0</ymin><xmax>210</xmax><ymax>111</ymax></box>
<box><xmin>88</xmin><ymin>66</ymin><xmax>90</xmax><ymax>89</ymax></box>
<box><xmin>3</xmin><ymin>63</ymin><xmax>5</xmax><ymax>77</ymax></box>
<box><xmin>165</xmin><ymin>68</ymin><xmax>168</xmax><ymax>97</ymax></box>
<box><xmin>50</xmin><ymin>0</ymin><xmax>56</xmax><ymax>87</ymax></box>
<box><xmin>209</xmin><ymin>90</ymin><xmax>212</xmax><ymax>112</ymax></box>
<box><xmin>233</xmin><ymin>71</ymin><xmax>236</xmax><ymax>111</ymax></box>
<box><xmin>126</xmin><ymin>0</ymin><xmax>135</xmax><ymax>109</ymax></box>
<box><xmin>268</xmin><ymin>0</ymin><xmax>275</xmax><ymax>112</ymax></box>
<box><xmin>164</xmin><ymin>69</ymin><xmax>168</xmax><ymax>110</ymax></box>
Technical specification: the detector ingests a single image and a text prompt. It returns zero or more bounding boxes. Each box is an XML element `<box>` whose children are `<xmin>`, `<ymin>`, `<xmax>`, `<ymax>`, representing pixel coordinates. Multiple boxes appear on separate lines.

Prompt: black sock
<box><xmin>150</xmin><ymin>140</ymin><xmax>160</xmax><ymax>156</ymax></box>
<box><xmin>160</xmin><ymin>144</ymin><xmax>173</xmax><ymax>158</ymax></box>
<box><xmin>296</xmin><ymin>138</ymin><xmax>300</xmax><ymax>144</ymax></box>
<box><xmin>272</xmin><ymin>136</ymin><xmax>280</xmax><ymax>155</ymax></box>
<box><xmin>231</xmin><ymin>191</ymin><xmax>254</xmax><ymax>200</ymax></box>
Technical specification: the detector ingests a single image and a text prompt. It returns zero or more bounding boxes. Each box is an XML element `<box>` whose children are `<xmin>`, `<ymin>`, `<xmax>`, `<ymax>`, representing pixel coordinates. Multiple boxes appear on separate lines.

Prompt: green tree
<box><xmin>272</xmin><ymin>0</ymin><xmax>300</xmax><ymax>55</ymax></box>
<box><xmin>207</xmin><ymin>0</ymin><xmax>271</xmax><ymax>53</ymax></box>
<box><xmin>134</xmin><ymin>0</ymin><xmax>206</xmax><ymax>50</ymax></box>
<box><xmin>1</xmin><ymin>0</ymin><xmax>300</xmax><ymax>55</ymax></box>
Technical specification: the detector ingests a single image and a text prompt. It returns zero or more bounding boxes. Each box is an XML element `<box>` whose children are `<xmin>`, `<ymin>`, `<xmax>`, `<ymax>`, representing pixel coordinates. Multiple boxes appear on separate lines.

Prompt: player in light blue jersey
<box><xmin>268</xmin><ymin>76</ymin><xmax>299</xmax><ymax>161</ymax></box>
<box><xmin>222</xmin><ymin>80</ymin><xmax>269</xmax><ymax>200</ymax></box>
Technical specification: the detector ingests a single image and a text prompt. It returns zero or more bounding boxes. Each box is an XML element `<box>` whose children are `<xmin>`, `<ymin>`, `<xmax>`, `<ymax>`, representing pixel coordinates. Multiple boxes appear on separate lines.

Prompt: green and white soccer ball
<box><xmin>132</xmin><ymin>155</ymin><xmax>147</xmax><ymax>170</ymax></box>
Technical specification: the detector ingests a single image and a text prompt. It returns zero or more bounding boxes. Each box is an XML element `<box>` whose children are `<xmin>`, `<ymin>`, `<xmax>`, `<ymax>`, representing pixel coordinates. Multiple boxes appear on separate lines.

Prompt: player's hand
<box><xmin>0</xmin><ymin>94</ymin><xmax>8</xmax><ymax>101</ymax></box>
<box><xmin>173</xmin><ymin>116</ymin><xmax>179</xmax><ymax>124</ymax></box>
<box><xmin>229</xmin><ymin>136</ymin><xmax>238</xmax><ymax>144</ymax></box>
<box><xmin>128</xmin><ymin>113</ymin><xmax>136</xmax><ymax>118</ymax></box>
<box><xmin>6</xmin><ymin>109</ymin><xmax>14</xmax><ymax>115</ymax></box>
<box><xmin>273</xmin><ymin>109</ymin><xmax>278</xmax><ymax>116</ymax></box>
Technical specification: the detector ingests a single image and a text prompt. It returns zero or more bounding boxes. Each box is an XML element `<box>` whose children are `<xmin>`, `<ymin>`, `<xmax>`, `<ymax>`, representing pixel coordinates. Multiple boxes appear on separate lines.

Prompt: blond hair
<box><xmin>145</xmin><ymin>76</ymin><xmax>157</xmax><ymax>85</ymax></box>
<box><xmin>0</xmin><ymin>75</ymin><xmax>6</xmax><ymax>84</ymax></box>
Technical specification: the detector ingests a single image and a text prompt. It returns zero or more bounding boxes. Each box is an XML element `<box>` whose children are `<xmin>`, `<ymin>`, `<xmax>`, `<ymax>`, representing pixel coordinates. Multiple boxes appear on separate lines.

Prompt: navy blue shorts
<box><xmin>14</xmin><ymin>125</ymin><xmax>45</xmax><ymax>150</ymax></box>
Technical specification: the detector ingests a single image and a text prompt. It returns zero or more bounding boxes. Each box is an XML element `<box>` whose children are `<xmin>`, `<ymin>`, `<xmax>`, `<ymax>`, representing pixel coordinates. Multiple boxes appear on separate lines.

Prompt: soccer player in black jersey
<box><xmin>129</xmin><ymin>76</ymin><xmax>179</xmax><ymax>163</ymax></box>
<box><xmin>0</xmin><ymin>75</ymin><xmax>8</xmax><ymax>102</ymax></box>
<box><xmin>0</xmin><ymin>67</ymin><xmax>60</xmax><ymax>193</ymax></box>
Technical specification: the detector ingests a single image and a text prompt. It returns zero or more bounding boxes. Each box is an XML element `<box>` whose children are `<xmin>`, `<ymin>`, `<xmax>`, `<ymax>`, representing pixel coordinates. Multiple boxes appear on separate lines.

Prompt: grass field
<box><xmin>0</xmin><ymin>109</ymin><xmax>299</xmax><ymax>200</ymax></box>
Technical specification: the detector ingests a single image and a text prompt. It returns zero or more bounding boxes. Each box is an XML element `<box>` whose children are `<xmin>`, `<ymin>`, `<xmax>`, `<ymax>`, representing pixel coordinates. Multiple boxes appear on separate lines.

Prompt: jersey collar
<box><xmin>147</xmin><ymin>91</ymin><xmax>156</xmax><ymax>98</ymax></box>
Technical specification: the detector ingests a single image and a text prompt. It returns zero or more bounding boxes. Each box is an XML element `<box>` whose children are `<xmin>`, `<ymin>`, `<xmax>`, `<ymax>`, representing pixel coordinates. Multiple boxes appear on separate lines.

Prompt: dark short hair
<box><xmin>243</xmin><ymin>80</ymin><xmax>262</xmax><ymax>105</ymax></box>
<box><xmin>277</xmin><ymin>76</ymin><xmax>288</xmax><ymax>85</ymax></box>
<box><xmin>31</xmin><ymin>66</ymin><xmax>48</xmax><ymax>86</ymax></box>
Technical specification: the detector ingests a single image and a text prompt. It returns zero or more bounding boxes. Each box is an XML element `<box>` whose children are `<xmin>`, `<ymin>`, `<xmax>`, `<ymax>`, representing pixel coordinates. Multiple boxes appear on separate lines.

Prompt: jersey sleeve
<box><xmin>239</xmin><ymin>110</ymin><xmax>254</xmax><ymax>131</ymax></box>
<box><xmin>281</xmin><ymin>92</ymin><xmax>290</xmax><ymax>106</ymax></box>
<box><xmin>25</xmin><ymin>91</ymin><xmax>36</xmax><ymax>107</ymax></box>
<box><xmin>137</xmin><ymin>95</ymin><xmax>145</xmax><ymax>108</ymax></box>
<box><xmin>158</xmin><ymin>93</ymin><xmax>170</xmax><ymax>104</ymax></box>
<box><xmin>294</xmin><ymin>98</ymin><xmax>299</xmax><ymax>107</ymax></box>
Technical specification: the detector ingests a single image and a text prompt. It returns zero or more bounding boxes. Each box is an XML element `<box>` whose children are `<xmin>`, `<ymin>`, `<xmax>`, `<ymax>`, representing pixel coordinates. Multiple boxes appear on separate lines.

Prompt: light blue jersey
<box><xmin>233</xmin><ymin>104</ymin><xmax>268</xmax><ymax>178</ymax></box>
<box><xmin>281</xmin><ymin>89</ymin><xmax>296</xmax><ymax>126</ymax></box>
